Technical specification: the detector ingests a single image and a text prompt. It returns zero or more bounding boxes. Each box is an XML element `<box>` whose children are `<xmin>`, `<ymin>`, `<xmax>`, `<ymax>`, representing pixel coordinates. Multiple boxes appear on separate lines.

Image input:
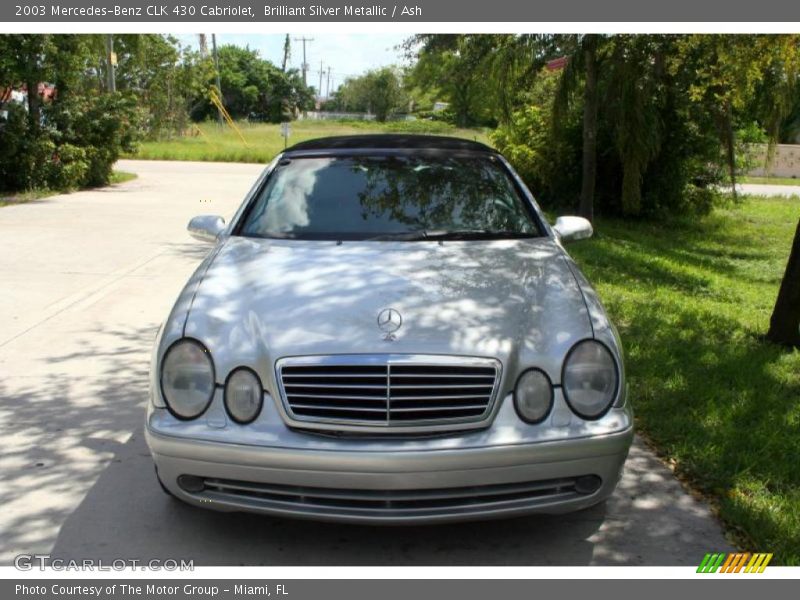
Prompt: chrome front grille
<box><xmin>276</xmin><ymin>355</ymin><xmax>501</xmax><ymax>432</ymax></box>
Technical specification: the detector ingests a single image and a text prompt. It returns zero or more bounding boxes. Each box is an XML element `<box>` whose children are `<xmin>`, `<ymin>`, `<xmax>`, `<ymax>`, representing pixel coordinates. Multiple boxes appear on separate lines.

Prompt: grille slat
<box><xmin>390</xmin><ymin>405</ymin><xmax>488</xmax><ymax>412</ymax></box>
<box><xmin>391</xmin><ymin>373</ymin><xmax>495</xmax><ymax>379</ymax></box>
<box><xmin>283</xmin><ymin>375</ymin><xmax>387</xmax><ymax>382</ymax></box>
<box><xmin>278</xmin><ymin>355</ymin><xmax>500</xmax><ymax>431</ymax></box>
<box><xmin>290</xmin><ymin>403</ymin><xmax>388</xmax><ymax>412</ymax></box>
<box><xmin>389</xmin><ymin>384</ymin><xmax>494</xmax><ymax>390</ymax></box>
<box><xmin>287</xmin><ymin>393</ymin><xmax>388</xmax><ymax>402</ymax></box>
<box><xmin>387</xmin><ymin>394</ymin><xmax>490</xmax><ymax>401</ymax></box>
<box><xmin>285</xmin><ymin>383</ymin><xmax>388</xmax><ymax>389</ymax></box>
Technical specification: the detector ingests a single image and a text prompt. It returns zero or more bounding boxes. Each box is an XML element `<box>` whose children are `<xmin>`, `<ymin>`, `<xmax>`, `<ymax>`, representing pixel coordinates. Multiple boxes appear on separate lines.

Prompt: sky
<box><xmin>176</xmin><ymin>33</ymin><xmax>410</xmax><ymax>93</ymax></box>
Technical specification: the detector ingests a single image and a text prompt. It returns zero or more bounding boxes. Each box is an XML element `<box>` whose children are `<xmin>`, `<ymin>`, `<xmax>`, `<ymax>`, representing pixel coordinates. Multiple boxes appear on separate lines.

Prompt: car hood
<box><xmin>183</xmin><ymin>236</ymin><xmax>593</xmax><ymax>386</ymax></box>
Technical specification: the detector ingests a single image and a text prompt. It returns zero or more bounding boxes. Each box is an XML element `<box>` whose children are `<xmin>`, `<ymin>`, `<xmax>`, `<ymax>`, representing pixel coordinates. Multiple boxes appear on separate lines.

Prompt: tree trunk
<box><xmin>23</xmin><ymin>35</ymin><xmax>43</xmax><ymax>132</ymax></box>
<box><xmin>26</xmin><ymin>76</ymin><xmax>40</xmax><ymax>133</ymax></box>
<box><xmin>25</xmin><ymin>61</ymin><xmax>40</xmax><ymax>132</ymax></box>
<box><xmin>579</xmin><ymin>37</ymin><xmax>599</xmax><ymax>223</ymax></box>
<box><xmin>724</xmin><ymin>99</ymin><xmax>738</xmax><ymax>202</ymax></box>
<box><xmin>767</xmin><ymin>218</ymin><xmax>800</xmax><ymax>347</ymax></box>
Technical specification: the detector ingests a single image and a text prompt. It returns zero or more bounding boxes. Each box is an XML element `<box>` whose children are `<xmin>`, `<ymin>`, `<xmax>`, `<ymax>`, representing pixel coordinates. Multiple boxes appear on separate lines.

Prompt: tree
<box><xmin>553</xmin><ymin>35</ymin><xmax>667</xmax><ymax>219</ymax></box>
<box><xmin>490</xmin><ymin>68</ymin><xmax>581</xmax><ymax>204</ymax></box>
<box><xmin>110</xmin><ymin>34</ymin><xmax>205</xmax><ymax>138</ymax></box>
<box><xmin>190</xmin><ymin>44</ymin><xmax>312</xmax><ymax>122</ymax></box>
<box><xmin>482</xmin><ymin>34</ymin><xmax>800</xmax><ymax>218</ymax></box>
<box><xmin>405</xmin><ymin>35</ymin><xmax>564</xmax><ymax>127</ymax></box>
<box><xmin>0</xmin><ymin>34</ymin><xmax>142</xmax><ymax>192</ymax></box>
<box><xmin>578</xmin><ymin>35</ymin><xmax>599</xmax><ymax>222</ymax></box>
<box><xmin>330</xmin><ymin>75</ymin><xmax>370</xmax><ymax>112</ymax></box>
<box><xmin>551</xmin><ymin>34</ymin><xmax>609</xmax><ymax>220</ymax></box>
<box><xmin>0</xmin><ymin>35</ymin><xmax>55</xmax><ymax>132</ymax></box>
<box><xmin>333</xmin><ymin>67</ymin><xmax>405</xmax><ymax>121</ymax></box>
<box><xmin>405</xmin><ymin>35</ymin><xmax>493</xmax><ymax>126</ymax></box>
<box><xmin>767</xmin><ymin>220</ymin><xmax>800</xmax><ymax>347</ymax></box>
<box><xmin>363</xmin><ymin>68</ymin><xmax>404</xmax><ymax>122</ymax></box>
<box><xmin>674</xmin><ymin>36</ymin><xmax>799</xmax><ymax>201</ymax></box>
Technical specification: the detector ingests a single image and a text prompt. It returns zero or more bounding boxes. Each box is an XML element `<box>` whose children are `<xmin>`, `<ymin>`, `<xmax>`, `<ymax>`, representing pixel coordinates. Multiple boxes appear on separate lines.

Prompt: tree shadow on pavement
<box><xmin>46</xmin><ymin>430</ymin><xmax>730</xmax><ymax>566</ymax></box>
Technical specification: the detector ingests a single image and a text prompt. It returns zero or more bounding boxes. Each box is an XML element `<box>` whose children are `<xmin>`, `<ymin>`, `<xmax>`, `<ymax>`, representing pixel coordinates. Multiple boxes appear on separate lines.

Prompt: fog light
<box><xmin>177</xmin><ymin>474</ymin><xmax>205</xmax><ymax>493</ymax></box>
<box><xmin>575</xmin><ymin>475</ymin><xmax>602</xmax><ymax>494</ymax></box>
<box><xmin>513</xmin><ymin>368</ymin><xmax>554</xmax><ymax>424</ymax></box>
<box><xmin>224</xmin><ymin>367</ymin><xmax>263</xmax><ymax>424</ymax></box>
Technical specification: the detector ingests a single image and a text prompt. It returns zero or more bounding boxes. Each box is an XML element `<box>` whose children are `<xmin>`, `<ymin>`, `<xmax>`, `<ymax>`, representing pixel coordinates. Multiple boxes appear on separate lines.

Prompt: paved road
<box><xmin>736</xmin><ymin>183</ymin><xmax>800</xmax><ymax>197</ymax></box>
<box><xmin>0</xmin><ymin>160</ymin><xmax>733</xmax><ymax>566</ymax></box>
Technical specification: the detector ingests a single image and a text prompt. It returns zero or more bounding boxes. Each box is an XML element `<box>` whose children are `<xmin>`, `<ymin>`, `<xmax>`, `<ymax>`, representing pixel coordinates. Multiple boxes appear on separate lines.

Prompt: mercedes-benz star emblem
<box><xmin>377</xmin><ymin>308</ymin><xmax>402</xmax><ymax>335</ymax></box>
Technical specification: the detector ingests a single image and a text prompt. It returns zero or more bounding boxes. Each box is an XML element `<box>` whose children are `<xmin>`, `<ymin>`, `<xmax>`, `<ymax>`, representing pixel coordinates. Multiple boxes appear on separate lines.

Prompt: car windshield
<box><xmin>238</xmin><ymin>154</ymin><xmax>542</xmax><ymax>240</ymax></box>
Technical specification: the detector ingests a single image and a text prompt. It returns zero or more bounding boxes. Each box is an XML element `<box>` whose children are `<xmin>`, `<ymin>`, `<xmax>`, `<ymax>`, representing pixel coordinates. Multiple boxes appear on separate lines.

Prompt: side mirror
<box><xmin>188</xmin><ymin>215</ymin><xmax>226</xmax><ymax>242</ymax></box>
<box><xmin>553</xmin><ymin>216</ymin><xmax>593</xmax><ymax>243</ymax></box>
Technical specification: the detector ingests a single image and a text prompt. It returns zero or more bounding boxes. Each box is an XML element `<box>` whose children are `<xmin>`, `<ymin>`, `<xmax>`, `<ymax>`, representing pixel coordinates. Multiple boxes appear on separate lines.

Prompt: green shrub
<box><xmin>412</xmin><ymin>109</ymin><xmax>452</xmax><ymax>122</ymax></box>
<box><xmin>491</xmin><ymin>105</ymin><xmax>549</xmax><ymax>187</ymax></box>
<box><xmin>736</xmin><ymin>122</ymin><xmax>769</xmax><ymax>175</ymax></box>
<box><xmin>381</xmin><ymin>119</ymin><xmax>456</xmax><ymax>134</ymax></box>
<box><xmin>491</xmin><ymin>71</ymin><xmax>582</xmax><ymax>211</ymax></box>
<box><xmin>680</xmin><ymin>184</ymin><xmax>720</xmax><ymax>216</ymax></box>
<box><xmin>0</xmin><ymin>106</ymin><xmax>52</xmax><ymax>191</ymax></box>
<box><xmin>492</xmin><ymin>67</ymin><xmax>726</xmax><ymax>218</ymax></box>
<box><xmin>48</xmin><ymin>143</ymin><xmax>89</xmax><ymax>191</ymax></box>
<box><xmin>0</xmin><ymin>93</ymin><xmax>142</xmax><ymax>194</ymax></box>
<box><xmin>63</xmin><ymin>93</ymin><xmax>143</xmax><ymax>186</ymax></box>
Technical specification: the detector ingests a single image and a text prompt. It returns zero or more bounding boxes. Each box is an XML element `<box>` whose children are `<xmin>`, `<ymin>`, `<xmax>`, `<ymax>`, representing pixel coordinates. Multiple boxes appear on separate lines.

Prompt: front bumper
<box><xmin>146</xmin><ymin>389</ymin><xmax>633</xmax><ymax>524</ymax></box>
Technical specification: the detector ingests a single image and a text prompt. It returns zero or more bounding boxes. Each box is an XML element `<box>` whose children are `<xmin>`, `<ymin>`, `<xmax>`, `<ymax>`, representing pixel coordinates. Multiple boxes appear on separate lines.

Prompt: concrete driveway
<box><xmin>0</xmin><ymin>159</ymin><xmax>732</xmax><ymax>566</ymax></box>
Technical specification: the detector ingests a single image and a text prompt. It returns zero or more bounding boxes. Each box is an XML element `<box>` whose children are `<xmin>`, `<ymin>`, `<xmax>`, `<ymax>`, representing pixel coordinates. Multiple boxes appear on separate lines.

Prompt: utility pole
<box><xmin>326</xmin><ymin>66</ymin><xmax>331</xmax><ymax>98</ymax></box>
<box><xmin>198</xmin><ymin>34</ymin><xmax>208</xmax><ymax>58</ymax></box>
<box><xmin>318</xmin><ymin>61</ymin><xmax>324</xmax><ymax>99</ymax></box>
<box><xmin>105</xmin><ymin>34</ymin><xmax>116</xmax><ymax>93</ymax></box>
<box><xmin>293</xmin><ymin>36</ymin><xmax>313</xmax><ymax>86</ymax></box>
<box><xmin>211</xmin><ymin>33</ymin><xmax>223</xmax><ymax>126</ymax></box>
<box><xmin>281</xmin><ymin>34</ymin><xmax>290</xmax><ymax>72</ymax></box>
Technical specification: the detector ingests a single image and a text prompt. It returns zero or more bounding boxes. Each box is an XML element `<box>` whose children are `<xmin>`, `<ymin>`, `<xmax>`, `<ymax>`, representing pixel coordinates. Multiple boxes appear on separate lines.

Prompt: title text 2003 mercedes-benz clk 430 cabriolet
<box><xmin>145</xmin><ymin>134</ymin><xmax>633</xmax><ymax>523</ymax></box>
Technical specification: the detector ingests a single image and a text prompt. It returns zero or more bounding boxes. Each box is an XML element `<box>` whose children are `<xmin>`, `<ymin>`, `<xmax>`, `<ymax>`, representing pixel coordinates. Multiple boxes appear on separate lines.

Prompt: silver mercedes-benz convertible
<box><xmin>145</xmin><ymin>134</ymin><xmax>633</xmax><ymax>523</ymax></box>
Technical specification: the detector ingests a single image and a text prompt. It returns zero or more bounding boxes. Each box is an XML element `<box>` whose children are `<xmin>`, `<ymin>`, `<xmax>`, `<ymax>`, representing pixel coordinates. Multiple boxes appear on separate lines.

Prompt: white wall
<box><xmin>747</xmin><ymin>144</ymin><xmax>800</xmax><ymax>178</ymax></box>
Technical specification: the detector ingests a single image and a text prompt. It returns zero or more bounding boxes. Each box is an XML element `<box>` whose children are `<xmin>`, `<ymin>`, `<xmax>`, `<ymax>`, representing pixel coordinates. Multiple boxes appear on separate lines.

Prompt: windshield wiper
<box><xmin>416</xmin><ymin>229</ymin><xmax>538</xmax><ymax>241</ymax></box>
<box><xmin>364</xmin><ymin>229</ymin><xmax>539</xmax><ymax>242</ymax></box>
<box><xmin>363</xmin><ymin>230</ymin><xmax>433</xmax><ymax>241</ymax></box>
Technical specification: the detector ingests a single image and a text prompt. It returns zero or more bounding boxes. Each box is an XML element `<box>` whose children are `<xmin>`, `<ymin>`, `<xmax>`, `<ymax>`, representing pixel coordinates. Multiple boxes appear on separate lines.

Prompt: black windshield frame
<box><xmin>233</xmin><ymin>148</ymin><xmax>548</xmax><ymax>241</ymax></box>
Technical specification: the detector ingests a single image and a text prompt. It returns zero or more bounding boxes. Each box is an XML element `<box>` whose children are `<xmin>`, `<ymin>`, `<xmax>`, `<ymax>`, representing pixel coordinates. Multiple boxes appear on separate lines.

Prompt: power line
<box><xmin>328</xmin><ymin>71</ymin><xmax>365</xmax><ymax>79</ymax></box>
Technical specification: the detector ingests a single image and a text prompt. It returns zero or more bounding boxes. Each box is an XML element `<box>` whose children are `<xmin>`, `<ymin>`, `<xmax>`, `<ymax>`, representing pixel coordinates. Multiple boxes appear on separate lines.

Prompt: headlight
<box><xmin>562</xmin><ymin>340</ymin><xmax>619</xmax><ymax>420</ymax></box>
<box><xmin>514</xmin><ymin>369</ymin><xmax>553</xmax><ymax>424</ymax></box>
<box><xmin>224</xmin><ymin>368</ymin><xmax>263</xmax><ymax>424</ymax></box>
<box><xmin>160</xmin><ymin>339</ymin><xmax>215</xmax><ymax>420</ymax></box>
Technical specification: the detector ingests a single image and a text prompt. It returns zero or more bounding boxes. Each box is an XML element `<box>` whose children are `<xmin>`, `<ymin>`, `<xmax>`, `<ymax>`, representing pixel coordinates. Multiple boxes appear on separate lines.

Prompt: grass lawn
<box><xmin>130</xmin><ymin>120</ymin><xmax>491</xmax><ymax>163</ymax></box>
<box><xmin>568</xmin><ymin>197</ymin><xmax>800</xmax><ymax>564</ymax></box>
<box><xmin>0</xmin><ymin>170</ymin><xmax>137</xmax><ymax>207</ymax></box>
<box><xmin>0</xmin><ymin>187</ymin><xmax>53</xmax><ymax>207</ymax></box>
<box><xmin>741</xmin><ymin>176</ymin><xmax>800</xmax><ymax>186</ymax></box>
<box><xmin>109</xmin><ymin>170</ymin><xmax>137</xmax><ymax>185</ymax></box>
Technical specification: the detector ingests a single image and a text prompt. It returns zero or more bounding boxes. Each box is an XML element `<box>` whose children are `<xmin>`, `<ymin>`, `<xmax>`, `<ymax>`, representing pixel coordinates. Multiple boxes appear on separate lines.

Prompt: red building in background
<box><xmin>0</xmin><ymin>82</ymin><xmax>57</xmax><ymax>107</ymax></box>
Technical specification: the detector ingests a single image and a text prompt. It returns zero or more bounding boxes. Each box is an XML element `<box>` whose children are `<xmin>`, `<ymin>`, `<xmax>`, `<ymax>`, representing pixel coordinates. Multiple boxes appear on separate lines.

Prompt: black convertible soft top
<box><xmin>285</xmin><ymin>134</ymin><xmax>493</xmax><ymax>153</ymax></box>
